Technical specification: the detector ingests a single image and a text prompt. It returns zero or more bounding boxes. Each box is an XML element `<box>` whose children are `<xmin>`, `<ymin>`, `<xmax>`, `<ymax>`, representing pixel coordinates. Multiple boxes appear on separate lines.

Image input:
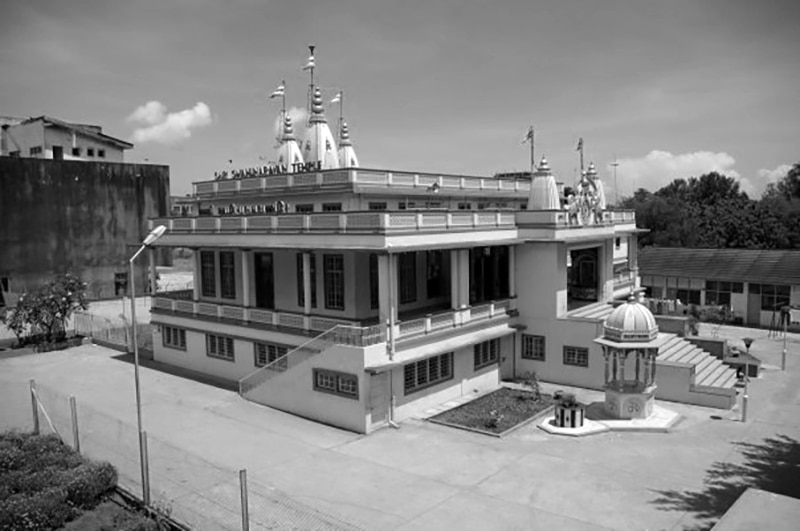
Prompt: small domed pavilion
<box><xmin>594</xmin><ymin>296</ymin><xmax>663</xmax><ymax>419</ymax></box>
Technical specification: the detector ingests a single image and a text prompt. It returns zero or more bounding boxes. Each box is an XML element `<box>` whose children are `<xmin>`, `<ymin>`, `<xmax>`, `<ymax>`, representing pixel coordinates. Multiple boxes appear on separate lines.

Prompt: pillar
<box><xmin>611</xmin><ymin>350</ymin><xmax>618</xmax><ymax>386</ymax></box>
<box><xmin>508</xmin><ymin>245</ymin><xmax>516</xmax><ymax>298</ymax></box>
<box><xmin>458</xmin><ymin>249</ymin><xmax>470</xmax><ymax>308</ymax></box>
<box><xmin>302</xmin><ymin>252</ymin><xmax>312</xmax><ymax>315</ymax></box>
<box><xmin>635</xmin><ymin>351</ymin><xmax>641</xmax><ymax>386</ymax></box>
<box><xmin>241</xmin><ymin>250</ymin><xmax>251</xmax><ymax>308</ymax></box>
<box><xmin>378</xmin><ymin>255</ymin><xmax>392</xmax><ymax>326</ymax></box>
<box><xmin>450</xmin><ymin>250</ymin><xmax>460</xmax><ymax>310</ymax></box>
<box><xmin>603</xmin><ymin>349</ymin><xmax>610</xmax><ymax>386</ymax></box>
<box><xmin>148</xmin><ymin>248</ymin><xmax>157</xmax><ymax>295</ymax></box>
<box><xmin>192</xmin><ymin>249</ymin><xmax>201</xmax><ymax>301</ymax></box>
<box><xmin>650</xmin><ymin>350</ymin><xmax>656</xmax><ymax>384</ymax></box>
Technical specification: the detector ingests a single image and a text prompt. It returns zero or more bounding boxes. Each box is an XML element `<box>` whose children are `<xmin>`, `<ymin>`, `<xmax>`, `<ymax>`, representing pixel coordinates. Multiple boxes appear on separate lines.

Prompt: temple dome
<box><xmin>529</xmin><ymin>156</ymin><xmax>560</xmax><ymax>210</ymax></box>
<box><xmin>603</xmin><ymin>297</ymin><xmax>658</xmax><ymax>342</ymax></box>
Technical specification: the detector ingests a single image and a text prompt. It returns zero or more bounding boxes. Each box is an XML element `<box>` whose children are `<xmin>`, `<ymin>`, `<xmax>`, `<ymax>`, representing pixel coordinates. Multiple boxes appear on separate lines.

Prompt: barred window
<box><xmin>322</xmin><ymin>203</ymin><xmax>342</xmax><ymax>212</ymax></box>
<box><xmin>162</xmin><ymin>326</ymin><xmax>186</xmax><ymax>350</ymax></box>
<box><xmin>474</xmin><ymin>339</ymin><xmax>500</xmax><ymax>370</ymax></box>
<box><xmin>200</xmin><ymin>251</ymin><xmax>216</xmax><ymax>297</ymax></box>
<box><xmin>750</xmin><ymin>283</ymin><xmax>791</xmax><ymax>311</ymax></box>
<box><xmin>295</xmin><ymin>203</ymin><xmax>314</xmax><ymax>213</ymax></box>
<box><xmin>323</xmin><ymin>254</ymin><xmax>345</xmax><ymax>310</ymax></box>
<box><xmin>313</xmin><ymin>369</ymin><xmax>358</xmax><ymax>399</ymax></box>
<box><xmin>368</xmin><ymin>202</ymin><xmax>387</xmax><ymax>211</ymax></box>
<box><xmin>521</xmin><ymin>334</ymin><xmax>545</xmax><ymax>361</ymax></box>
<box><xmin>219</xmin><ymin>251</ymin><xmax>236</xmax><ymax>299</ymax></box>
<box><xmin>404</xmin><ymin>352</ymin><xmax>453</xmax><ymax>394</ymax></box>
<box><xmin>563</xmin><ymin>346</ymin><xmax>589</xmax><ymax>367</ymax></box>
<box><xmin>254</xmin><ymin>342</ymin><xmax>288</xmax><ymax>369</ymax></box>
<box><xmin>207</xmin><ymin>334</ymin><xmax>234</xmax><ymax>361</ymax></box>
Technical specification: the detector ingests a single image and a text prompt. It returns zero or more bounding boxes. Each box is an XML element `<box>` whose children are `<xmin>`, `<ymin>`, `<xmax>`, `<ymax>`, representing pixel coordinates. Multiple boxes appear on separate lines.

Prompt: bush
<box><xmin>64</xmin><ymin>462</ymin><xmax>117</xmax><ymax>508</ymax></box>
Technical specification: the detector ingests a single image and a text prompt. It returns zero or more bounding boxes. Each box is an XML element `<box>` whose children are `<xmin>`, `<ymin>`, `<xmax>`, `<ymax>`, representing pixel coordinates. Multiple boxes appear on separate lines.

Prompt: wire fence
<box><xmin>4</xmin><ymin>380</ymin><xmax>363</xmax><ymax>531</ymax></box>
<box><xmin>72</xmin><ymin>311</ymin><xmax>153</xmax><ymax>352</ymax></box>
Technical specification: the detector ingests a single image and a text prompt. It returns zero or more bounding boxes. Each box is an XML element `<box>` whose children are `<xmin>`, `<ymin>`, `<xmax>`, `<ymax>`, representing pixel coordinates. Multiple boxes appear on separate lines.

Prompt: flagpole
<box><xmin>530</xmin><ymin>127</ymin><xmax>535</xmax><ymax>174</ymax></box>
<box><xmin>281</xmin><ymin>79</ymin><xmax>286</xmax><ymax>121</ymax></box>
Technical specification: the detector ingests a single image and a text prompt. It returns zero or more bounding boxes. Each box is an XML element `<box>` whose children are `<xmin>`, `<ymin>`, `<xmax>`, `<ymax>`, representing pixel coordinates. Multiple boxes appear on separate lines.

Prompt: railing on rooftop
<box><xmin>515</xmin><ymin>209</ymin><xmax>636</xmax><ymax>228</ymax></box>
<box><xmin>395</xmin><ymin>297</ymin><xmax>517</xmax><ymax>340</ymax></box>
<box><xmin>149</xmin><ymin>210</ymin><xmax>517</xmax><ymax>235</ymax></box>
<box><xmin>193</xmin><ymin>168</ymin><xmax>531</xmax><ymax>196</ymax></box>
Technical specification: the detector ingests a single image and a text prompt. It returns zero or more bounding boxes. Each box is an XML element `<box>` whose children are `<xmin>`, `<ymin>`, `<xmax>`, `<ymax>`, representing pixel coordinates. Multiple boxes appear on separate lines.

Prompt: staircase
<box><xmin>656</xmin><ymin>334</ymin><xmax>737</xmax><ymax>408</ymax></box>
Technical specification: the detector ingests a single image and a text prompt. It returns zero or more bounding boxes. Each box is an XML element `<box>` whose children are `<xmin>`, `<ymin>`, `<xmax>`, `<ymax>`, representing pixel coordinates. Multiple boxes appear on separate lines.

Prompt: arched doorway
<box><xmin>568</xmin><ymin>247</ymin><xmax>599</xmax><ymax>309</ymax></box>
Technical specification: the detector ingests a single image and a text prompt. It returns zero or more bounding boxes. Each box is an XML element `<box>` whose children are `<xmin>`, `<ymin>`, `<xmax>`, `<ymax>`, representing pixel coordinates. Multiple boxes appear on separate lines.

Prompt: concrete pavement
<box><xmin>1</xmin><ymin>324</ymin><xmax>799</xmax><ymax>530</ymax></box>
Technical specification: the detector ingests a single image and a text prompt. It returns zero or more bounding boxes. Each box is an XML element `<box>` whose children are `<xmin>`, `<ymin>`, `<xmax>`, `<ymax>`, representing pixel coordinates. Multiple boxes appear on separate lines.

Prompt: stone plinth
<box><xmin>604</xmin><ymin>386</ymin><xmax>655</xmax><ymax>419</ymax></box>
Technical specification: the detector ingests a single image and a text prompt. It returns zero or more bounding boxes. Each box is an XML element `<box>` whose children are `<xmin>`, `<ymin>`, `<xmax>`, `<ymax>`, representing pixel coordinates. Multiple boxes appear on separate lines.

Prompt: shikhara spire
<box><xmin>276</xmin><ymin>114</ymin><xmax>304</xmax><ymax>170</ymax></box>
<box><xmin>529</xmin><ymin>155</ymin><xmax>560</xmax><ymax>210</ymax></box>
<box><xmin>338</xmin><ymin>121</ymin><xmax>359</xmax><ymax>167</ymax></box>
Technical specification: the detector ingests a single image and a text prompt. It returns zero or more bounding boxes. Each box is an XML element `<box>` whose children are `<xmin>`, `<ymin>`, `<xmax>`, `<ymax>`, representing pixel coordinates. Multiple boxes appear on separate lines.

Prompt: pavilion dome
<box><xmin>603</xmin><ymin>297</ymin><xmax>658</xmax><ymax>342</ymax></box>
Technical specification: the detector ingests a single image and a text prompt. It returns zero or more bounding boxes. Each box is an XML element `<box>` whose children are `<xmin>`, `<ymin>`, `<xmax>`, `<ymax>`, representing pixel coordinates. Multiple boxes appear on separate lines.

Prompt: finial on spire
<box><xmin>339</xmin><ymin>121</ymin><xmax>352</xmax><ymax>146</ymax></box>
<box><xmin>587</xmin><ymin>161</ymin><xmax>598</xmax><ymax>178</ymax></box>
<box><xmin>536</xmin><ymin>155</ymin><xmax>551</xmax><ymax>174</ymax></box>
<box><xmin>282</xmin><ymin>115</ymin><xmax>296</xmax><ymax>141</ymax></box>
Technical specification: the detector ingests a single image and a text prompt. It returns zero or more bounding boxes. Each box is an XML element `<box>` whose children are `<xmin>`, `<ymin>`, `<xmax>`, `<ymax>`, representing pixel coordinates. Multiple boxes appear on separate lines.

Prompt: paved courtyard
<box><xmin>1</xmin><ymin>323</ymin><xmax>798</xmax><ymax>530</ymax></box>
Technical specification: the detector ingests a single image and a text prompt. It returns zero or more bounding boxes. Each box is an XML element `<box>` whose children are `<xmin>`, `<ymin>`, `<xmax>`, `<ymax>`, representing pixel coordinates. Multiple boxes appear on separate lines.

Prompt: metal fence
<box><xmin>72</xmin><ymin>311</ymin><xmax>152</xmax><ymax>352</ymax></box>
<box><xmin>6</xmin><ymin>380</ymin><xmax>362</xmax><ymax>531</ymax></box>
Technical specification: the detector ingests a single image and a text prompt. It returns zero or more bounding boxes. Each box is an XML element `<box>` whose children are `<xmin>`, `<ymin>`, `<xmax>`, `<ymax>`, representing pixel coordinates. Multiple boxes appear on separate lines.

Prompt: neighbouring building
<box><xmin>145</xmin><ymin>54</ymin><xmax>739</xmax><ymax>433</ymax></box>
<box><xmin>639</xmin><ymin>247</ymin><xmax>800</xmax><ymax>331</ymax></box>
<box><xmin>0</xmin><ymin>115</ymin><xmax>132</xmax><ymax>162</ymax></box>
<box><xmin>0</xmin><ymin>157</ymin><xmax>170</xmax><ymax>304</ymax></box>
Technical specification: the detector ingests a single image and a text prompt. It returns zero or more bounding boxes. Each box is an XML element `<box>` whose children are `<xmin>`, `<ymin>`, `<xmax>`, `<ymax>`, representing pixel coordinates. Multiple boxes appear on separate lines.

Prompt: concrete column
<box><xmin>603</xmin><ymin>349</ymin><xmax>610</xmax><ymax>386</ymax></box>
<box><xmin>241</xmin><ymin>250</ymin><xmax>251</xmax><ymax>307</ymax></box>
<box><xmin>450</xmin><ymin>249</ymin><xmax>460</xmax><ymax>310</ymax></box>
<box><xmin>508</xmin><ymin>245</ymin><xmax>516</xmax><ymax>298</ymax></box>
<box><xmin>635</xmin><ymin>351</ymin><xmax>641</xmax><ymax>385</ymax></box>
<box><xmin>458</xmin><ymin>249</ymin><xmax>470</xmax><ymax>308</ymax></box>
<box><xmin>192</xmin><ymin>249</ymin><xmax>201</xmax><ymax>301</ymax></box>
<box><xmin>148</xmin><ymin>248</ymin><xmax>157</xmax><ymax>295</ymax></box>
<box><xmin>303</xmin><ymin>252</ymin><xmax>312</xmax><ymax>315</ymax></box>
<box><xmin>378</xmin><ymin>255</ymin><xmax>392</xmax><ymax>326</ymax></box>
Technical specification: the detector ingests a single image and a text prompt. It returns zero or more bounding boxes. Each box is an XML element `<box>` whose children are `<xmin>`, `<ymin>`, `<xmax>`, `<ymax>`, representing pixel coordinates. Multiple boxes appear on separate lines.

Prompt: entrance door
<box><xmin>254</xmin><ymin>252</ymin><xmax>274</xmax><ymax>309</ymax></box>
<box><xmin>368</xmin><ymin>372</ymin><xmax>389</xmax><ymax>430</ymax></box>
<box><xmin>746</xmin><ymin>289</ymin><xmax>761</xmax><ymax>327</ymax></box>
<box><xmin>500</xmin><ymin>333</ymin><xmax>515</xmax><ymax>380</ymax></box>
<box><xmin>52</xmin><ymin>146</ymin><xmax>63</xmax><ymax>160</ymax></box>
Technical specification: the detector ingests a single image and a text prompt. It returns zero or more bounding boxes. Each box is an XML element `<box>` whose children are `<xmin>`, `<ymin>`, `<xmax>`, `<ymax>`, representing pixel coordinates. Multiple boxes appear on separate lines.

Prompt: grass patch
<box><xmin>431</xmin><ymin>387</ymin><xmax>554</xmax><ymax>435</ymax></box>
<box><xmin>0</xmin><ymin>432</ymin><xmax>158</xmax><ymax>530</ymax></box>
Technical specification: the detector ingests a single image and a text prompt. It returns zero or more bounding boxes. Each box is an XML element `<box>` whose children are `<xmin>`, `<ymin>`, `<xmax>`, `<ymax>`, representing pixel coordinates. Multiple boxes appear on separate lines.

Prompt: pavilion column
<box><xmin>241</xmin><ymin>250</ymin><xmax>251</xmax><ymax>308</ymax></box>
<box><xmin>192</xmin><ymin>249</ymin><xmax>201</xmax><ymax>301</ymax></box>
<box><xmin>650</xmin><ymin>351</ymin><xmax>657</xmax><ymax>384</ymax></box>
<box><xmin>611</xmin><ymin>351</ymin><xmax>618</xmax><ymax>386</ymax></box>
<box><xmin>603</xmin><ymin>349</ymin><xmax>610</xmax><ymax>386</ymax></box>
<box><xmin>508</xmin><ymin>245</ymin><xmax>516</xmax><ymax>298</ymax></box>
<box><xmin>302</xmin><ymin>252</ymin><xmax>312</xmax><ymax>315</ymax></box>
<box><xmin>635</xmin><ymin>350</ymin><xmax>641</xmax><ymax>386</ymax></box>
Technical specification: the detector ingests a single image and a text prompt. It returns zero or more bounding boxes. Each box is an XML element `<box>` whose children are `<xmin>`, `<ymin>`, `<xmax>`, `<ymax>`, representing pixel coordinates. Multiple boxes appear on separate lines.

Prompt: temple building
<box><xmin>145</xmin><ymin>52</ymin><xmax>738</xmax><ymax>433</ymax></box>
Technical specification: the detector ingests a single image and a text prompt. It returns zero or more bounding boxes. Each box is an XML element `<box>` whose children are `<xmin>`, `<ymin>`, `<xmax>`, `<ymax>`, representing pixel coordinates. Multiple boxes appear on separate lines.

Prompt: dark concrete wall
<box><xmin>0</xmin><ymin>158</ymin><xmax>170</xmax><ymax>301</ymax></box>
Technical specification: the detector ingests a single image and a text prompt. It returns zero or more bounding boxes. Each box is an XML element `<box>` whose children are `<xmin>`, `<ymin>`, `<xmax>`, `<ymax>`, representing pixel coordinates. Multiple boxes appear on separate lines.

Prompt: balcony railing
<box><xmin>152</xmin><ymin>292</ymin><xmax>385</xmax><ymax>347</ymax></box>
<box><xmin>193</xmin><ymin>168</ymin><xmax>531</xmax><ymax>196</ymax></box>
<box><xmin>395</xmin><ymin>298</ymin><xmax>516</xmax><ymax>340</ymax></box>
<box><xmin>516</xmin><ymin>209</ymin><xmax>636</xmax><ymax>228</ymax></box>
<box><xmin>149</xmin><ymin>210</ymin><xmax>516</xmax><ymax>235</ymax></box>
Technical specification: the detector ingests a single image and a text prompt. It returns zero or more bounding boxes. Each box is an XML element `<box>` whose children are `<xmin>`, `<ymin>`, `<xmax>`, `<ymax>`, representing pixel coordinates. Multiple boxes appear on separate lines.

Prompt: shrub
<box><xmin>520</xmin><ymin>371</ymin><xmax>541</xmax><ymax>400</ymax></box>
<box><xmin>64</xmin><ymin>462</ymin><xmax>117</xmax><ymax>508</ymax></box>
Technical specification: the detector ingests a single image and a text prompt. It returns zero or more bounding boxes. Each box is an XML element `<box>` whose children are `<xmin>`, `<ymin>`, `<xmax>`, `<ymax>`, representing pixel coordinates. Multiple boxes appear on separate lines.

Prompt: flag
<box><xmin>521</xmin><ymin>127</ymin><xmax>533</xmax><ymax>144</ymax></box>
<box><xmin>302</xmin><ymin>54</ymin><xmax>315</xmax><ymax>71</ymax></box>
<box><xmin>330</xmin><ymin>92</ymin><xmax>341</xmax><ymax>104</ymax></box>
<box><xmin>269</xmin><ymin>82</ymin><xmax>285</xmax><ymax>99</ymax></box>
<box><xmin>576</xmin><ymin>137</ymin><xmax>583</xmax><ymax>151</ymax></box>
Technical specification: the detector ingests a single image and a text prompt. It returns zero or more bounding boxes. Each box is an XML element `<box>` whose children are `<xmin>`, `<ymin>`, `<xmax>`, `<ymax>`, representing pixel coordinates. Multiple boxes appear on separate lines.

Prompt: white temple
<box><xmin>529</xmin><ymin>156</ymin><xmax>560</xmax><ymax>210</ymax></box>
<box><xmin>337</xmin><ymin>121</ymin><xmax>359</xmax><ymax>168</ymax></box>
<box><xmin>276</xmin><ymin>114</ymin><xmax>304</xmax><ymax>170</ymax></box>
<box><xmin>303</xmin><ymin>87</ymin><xmax>340</xmax><ymax>170</ymax></box>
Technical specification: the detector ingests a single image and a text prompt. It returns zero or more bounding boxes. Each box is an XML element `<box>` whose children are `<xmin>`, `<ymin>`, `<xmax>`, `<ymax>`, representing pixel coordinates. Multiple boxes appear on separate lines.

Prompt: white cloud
<box><xmin>128</xmin><ymin>101</ymin><xmax>212</xmax><ymax>144</ymax></box>
<box><xmin>609</xmin><ymin>150</ymin><xmax>743</xmax><ymax>196</ymax></box>
<box><xmin>272</xmin><ymin>106</ymin><xmax>308</xmax><ymax>143</ymax></box>
<box><xmin>756</xmin><ymin>164</ymin><xmax>792</xmax><ymax>188</ymax></box>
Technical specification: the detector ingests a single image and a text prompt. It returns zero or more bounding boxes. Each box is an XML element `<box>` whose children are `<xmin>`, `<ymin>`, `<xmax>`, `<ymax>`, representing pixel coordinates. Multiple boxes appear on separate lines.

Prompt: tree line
<box><xmin>618</xmin><ymin>162</ymin><xmax>800</xmax><ymax>249</ymax></box>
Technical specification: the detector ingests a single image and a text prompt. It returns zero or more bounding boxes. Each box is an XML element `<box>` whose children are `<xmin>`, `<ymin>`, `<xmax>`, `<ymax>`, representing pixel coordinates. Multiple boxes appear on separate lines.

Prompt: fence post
<box><xmin>140</xmin><ymin>431</ymin><xmax>151</xmax><ymax>506</ymax></box>
<box><xmin>69</xmin><ymin>396</ymin><xmax>80</xmax><ymax>453</ymax></box>
<box><xmin>30</xmin><ymin>379</ymin><xmax>39</xmax><ymax>435</ymax></box>
<box><xmin>239</xmin><ymin>469</ymin><xmax>249</xmax><ymax>531</ymax></box>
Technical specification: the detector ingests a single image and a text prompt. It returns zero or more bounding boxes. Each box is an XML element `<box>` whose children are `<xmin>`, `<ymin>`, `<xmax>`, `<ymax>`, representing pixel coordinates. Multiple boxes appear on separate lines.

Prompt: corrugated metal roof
<box><xmin>639</xmin><ymin>247</ymin><xmax>800</xmax><ymax>285</ymax></box>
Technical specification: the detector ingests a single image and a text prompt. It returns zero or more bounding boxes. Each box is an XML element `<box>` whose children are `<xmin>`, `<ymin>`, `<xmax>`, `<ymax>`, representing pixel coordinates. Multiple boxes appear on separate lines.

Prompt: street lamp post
<box><xmin>129</xmin><ymin>225</ymin><xmax>166</xmax><ymax>505</ymax></box>
<box><xmin>741</xmin><ymin>337</ymin><xmax>754</xmax><ymax>423</ymax></box>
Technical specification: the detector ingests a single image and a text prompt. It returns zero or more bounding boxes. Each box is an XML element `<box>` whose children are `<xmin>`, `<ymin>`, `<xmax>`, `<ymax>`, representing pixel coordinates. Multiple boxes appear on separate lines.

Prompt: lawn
<box><xmin>431</xmin><ymin>386</ymin><xmax>554</xmax><ymax>435</ymax></box>
<box><xmin>0</xmin><ymin>432</ymin><xmax>160</xmax><ymax>530</ymax></box>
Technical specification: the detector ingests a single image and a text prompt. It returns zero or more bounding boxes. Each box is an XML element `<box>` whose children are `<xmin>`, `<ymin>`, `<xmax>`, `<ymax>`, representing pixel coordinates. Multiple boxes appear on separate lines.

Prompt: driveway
<box><xmin>1</xmin><ymin>325</ymin><xmax>798</xmax><ymax>530</ymax></box>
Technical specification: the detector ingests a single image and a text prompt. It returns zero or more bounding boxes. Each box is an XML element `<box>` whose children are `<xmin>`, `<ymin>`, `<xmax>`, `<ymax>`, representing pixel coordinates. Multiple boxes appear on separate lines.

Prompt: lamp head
<box><xmin>743</xmin><ymin>337</ymin><xmax>754</xmax><ymax>350</ymax></box>
<box><xmin>143</xmin><ymin>225</ymin><xmax>167</xmax><ymax>246</ymax></box>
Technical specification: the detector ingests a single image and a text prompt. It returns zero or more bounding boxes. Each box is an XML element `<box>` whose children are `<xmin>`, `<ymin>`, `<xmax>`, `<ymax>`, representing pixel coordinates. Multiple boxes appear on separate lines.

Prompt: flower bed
<box><xmin>431</xmin><ymin>387</ymin><xmax>554</xmax><ymax>436</ymax></box>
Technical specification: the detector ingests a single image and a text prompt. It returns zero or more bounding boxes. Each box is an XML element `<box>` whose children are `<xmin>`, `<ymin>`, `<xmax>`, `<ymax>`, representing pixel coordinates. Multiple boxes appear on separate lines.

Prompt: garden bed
<box><xmin>430</xmin><ymin>386</ymin><xmax>554</xmax><ymax>436</ymax></box>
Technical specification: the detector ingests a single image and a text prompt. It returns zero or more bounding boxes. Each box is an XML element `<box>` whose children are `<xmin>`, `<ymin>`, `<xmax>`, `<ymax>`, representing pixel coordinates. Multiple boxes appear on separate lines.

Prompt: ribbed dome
<box><xmin>603</xmin><ymin>297</ymin><xmax>658</xmax><ymax>342</ymax></box>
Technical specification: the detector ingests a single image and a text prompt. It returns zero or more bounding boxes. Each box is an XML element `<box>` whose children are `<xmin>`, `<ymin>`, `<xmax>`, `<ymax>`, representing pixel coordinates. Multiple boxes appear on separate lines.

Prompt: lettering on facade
<box><xmin>214</xmin><ymin>161</ymin><xmax>322</xmax><ymax>181</ymax></box>
<box><xmin>217</xmin><ymin>201</ymin><xmax>289</xmax><ymax>216</ymax></box>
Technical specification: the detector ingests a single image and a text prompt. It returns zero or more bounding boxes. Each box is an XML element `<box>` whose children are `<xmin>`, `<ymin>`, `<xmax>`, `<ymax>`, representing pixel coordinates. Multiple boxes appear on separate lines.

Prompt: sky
<box><xmin>1</xmin><ymin>0</ymin><xmax>798</xmax><ymax>199</ymax></box>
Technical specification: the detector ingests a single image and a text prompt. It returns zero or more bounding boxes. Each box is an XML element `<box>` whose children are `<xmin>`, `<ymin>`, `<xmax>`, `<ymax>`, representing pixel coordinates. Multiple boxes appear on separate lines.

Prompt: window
<box><xmin>207</xmin><ymin>334</ymin><xmax>234</xmax><ymax>361</ymax></box>
<box><xmin>705</xmin><ymin>280</ymin><xmax>742</xmax><ymax>307</ymax></box>
<box><xmin>404</xmin><ymin>353</ymin><xmax>453</xmax><ymax>394</ymax></box>
<box><xmin>98</xmin><ymin>149</ymin><xmax>105</xmax><ymax>158</ymax></box>
<box><xmin>563</xmin><ymin>346</ymin><xmax>589</xmax><ymax>367</ymax></box>
<box><xmin>296</xmin><ymin>253</ymin><xmax>318</xmax><ymax>308</ymax></box>
<box><xmin>369</xmin><ymin>253</ymin><xmax>379</xmax><ymax>309</ymax></box>
<box><xmin>474</xmin><ymin>339</ymin><xmax>500</xmax><ymax>370</ymax></box>
<box><xmin>676</xmin><ymin>289</ymin><xmax>701</xmax><ymax>305</ymax></box>
<box><xmin>219</xmin><ymin>251</ymin><xmax>236</xmax><ymax>299</ymax></box>
<box><xmin>323</xmin><ymin>254</ymin><xmax>345</xmax><ymax>310</ymax></box>
<box><xmin>615</xmin><ymin>237</ymin><xmax>621</xmax><ymax>250</ymax></box>
<box><xmin>200</xmin><ymin>251</ymin><xmax>216</xmax><ymax>297</ymax></box>
<box><xmin>368</xmin><ymin>202</ymin><xmax>387</xmax><ymax>211</ymax></box>
<box><xmin>313</xmin><ymin>369</ymin><xmax>358</xmax><ymax>399</ymax></box>
<box><xmin>457</xmin><ymin>202</ymin><xmax>472</xmax><ymax>210</ymax></box>
<box><xmin>9</xmin><ymin>150</ymin><xmax>20</xmax><ymax>157</ymax></box>
<box><xmin>162</xmin><ymin>326</ymin><xmax>186</xmax><ymax>350</ymax></box>
<box><xmin>398</xmin><ymin>252</ymin><xmax>417</xmax><ymax>304</ymax></box>
<box><xmin>322</xmin><ymin>203</ymin><xmax>342</xmax><ymax>212</ymax></box>
<box><xmin>751</xmin><ymin>283</ymin><xmax>791</xmax><ymax>311</ymax></box>
<box><xmin>426</xmin><ymin>251</ymin><xmax>444</xmax><ymax>298</ymax></box>
<box><xmin>295</xmin><ymin>203</ymin><xmax>314</xmax><ymax>213</ymax></box>
<box><xmin>29</xmin><ymin>146</ymin><xmax>42</xmax><ymax>156</ymax></box>
<box><xmin>71</xmin><ymin>147</ymin><xmax>81</xmax><ymax>156</ymax></box>
<box><xmin>398</xmin><ymin>201</ymin><xmax>415</xmax><ymax>210</ymax></box>
<box><xmin>522</xmin><ymin>335</ymin><xmax>545</xmax><ymax>361</ymax></box>
<box><xmin>87</xmin><ymin>148</ymin><xmax>95</xmax><ymax>157</ymax></box>
<box><xmin>254</xmin><ymin>342</ymin><xmax>288</xmax><ymax>369</ymax></box>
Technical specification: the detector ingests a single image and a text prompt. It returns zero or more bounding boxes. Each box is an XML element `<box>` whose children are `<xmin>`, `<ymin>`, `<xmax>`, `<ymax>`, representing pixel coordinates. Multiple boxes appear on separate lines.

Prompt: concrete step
<box><xmin>696</xmin><ymin>362</ymin><xmax>727</xmax><ymax>387</ymax></box>
<box><xmin>664</xmin><ymin>341</ymin><xmax>693</xmax><ymax>362</ymax></box>
<box><xmin>715</xmin><ymin>371</ymin><xmax>739</xmax><ymax>389</ymax></box>
<box><xmin>674</xmin><ymin>345</ymin><xmax>703</xmax><ymax>364</ymax></box>
<box><xmin>694</xmin><ymin>355</ymin><xmax>718</xmax><ymax>375</ymax></box>
<box><xmin>679</xmin><ymin>348</ymin><xmax>707</xmax><ymax>366</ymax></box>
<box><xmin>657</xmin><ymin>337</ymin><xmax>686</xmax><ymax>360</ymax></box>
<box><xmin>706</xmin><ymin>366</ymin><xmax>738</xmax><ymax>388</ymax></box>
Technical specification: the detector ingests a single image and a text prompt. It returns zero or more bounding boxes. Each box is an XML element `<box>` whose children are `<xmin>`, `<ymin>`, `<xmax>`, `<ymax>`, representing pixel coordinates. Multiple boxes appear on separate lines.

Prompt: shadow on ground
<box><xmin>111</xmin><ymin>352</ymin><xmax>238</xmax><ymax>392</ymax></box>
<box><xmin>651</xmin><ymin>434</ymin><xmax>800</xmax><ymax>531</ymax></box>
